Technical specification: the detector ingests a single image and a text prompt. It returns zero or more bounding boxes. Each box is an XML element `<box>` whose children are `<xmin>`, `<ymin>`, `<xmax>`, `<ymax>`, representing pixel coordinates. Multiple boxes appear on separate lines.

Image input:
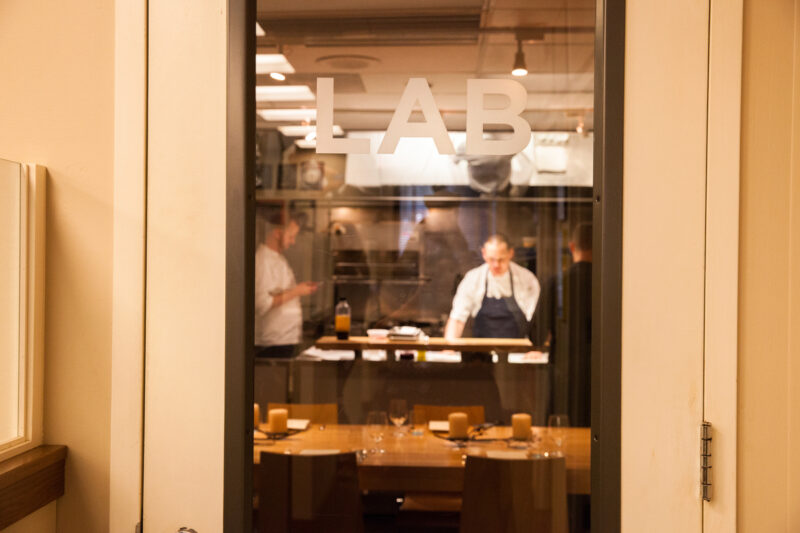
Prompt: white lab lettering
<box><xmin>316</xmin><ymin>78</ymin><xmax>370</xmax><ymax>154</ymax></box>
<box><xmin>377</xmin><ymin>78</ymin><xmax>455</xmax><ymax>155</ymax></box>
<box><xmin>314</xmin><ymin>77</ymin><xmax>530</xmax><ymax>155</ymax></box>
<box><xmin>465</xmin><ymin>79</ymin><xmax>531</xmax><ymax>156</ymax></box>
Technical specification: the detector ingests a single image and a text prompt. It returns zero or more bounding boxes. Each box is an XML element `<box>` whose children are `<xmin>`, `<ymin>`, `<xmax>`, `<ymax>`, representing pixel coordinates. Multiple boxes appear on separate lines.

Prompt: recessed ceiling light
<box><xmin>257</xmin><ymin>108</ymin><xmax>317</xmax><ymax>121</ymax></box>
<box><xmin>278</xmin><ymin>125</ymin><xmax>343</xmax><ymax>137</ymax></box>
<box><xmin>269</xmin><ymin>72</ymin><xmax>286</xmax><ymax>81</ymax></box>
<box><xmin>255</xmin><ymin>22</ymin><xmax>266</xmax><ymax>37</ymax></box>
<box><xmin>256</xmin><ymin>85</ymin><xmax>314</xmax><ymax>102</ymax></box>
<box><xmin>255</xmin><ymin>54</ymin><xmax>295</xmax><ymax>75</ymax></box>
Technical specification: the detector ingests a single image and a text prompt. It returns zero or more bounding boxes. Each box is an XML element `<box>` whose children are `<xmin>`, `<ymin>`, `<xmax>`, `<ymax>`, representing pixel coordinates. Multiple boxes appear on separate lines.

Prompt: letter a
<box><xmin>378</xmin><ymin>78</ymin><xmax>455</xmax><ymax>155</ymax></box>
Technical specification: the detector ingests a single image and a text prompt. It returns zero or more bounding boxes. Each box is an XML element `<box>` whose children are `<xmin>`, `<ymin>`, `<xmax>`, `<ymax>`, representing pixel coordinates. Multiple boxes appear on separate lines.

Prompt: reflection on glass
<box><xmin>253</xmin><ymin>0</ymin><xmax>594</xmax><ymax>528</ymax></box>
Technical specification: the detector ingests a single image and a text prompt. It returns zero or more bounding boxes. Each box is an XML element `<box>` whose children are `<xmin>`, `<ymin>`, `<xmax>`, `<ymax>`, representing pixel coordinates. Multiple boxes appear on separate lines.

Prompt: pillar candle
<box><xmin>448</xmin><ymin>412</ymin><xmax>469</xmax><ymax>439</ymax></box>
<box><xmin>511</xmin><ymin>413</ymin><xmax>532</xmax><ymax>440</ymax></box>
<box><xmin>268</xmin><ymin>408</ymin><xmax>288</xmax><ymax>434</ymax></box>
<box><xmin>254</xmin><ymin>403</ymin><xmax>261</xmax><ymax>428</ymax></box>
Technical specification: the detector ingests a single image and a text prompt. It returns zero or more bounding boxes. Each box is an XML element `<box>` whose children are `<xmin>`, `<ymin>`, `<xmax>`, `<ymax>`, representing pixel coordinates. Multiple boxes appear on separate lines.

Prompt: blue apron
<box><xmin>473</xmin><ymin>270</ymin><xmax>528</xmax><ymax>338</ymax></box>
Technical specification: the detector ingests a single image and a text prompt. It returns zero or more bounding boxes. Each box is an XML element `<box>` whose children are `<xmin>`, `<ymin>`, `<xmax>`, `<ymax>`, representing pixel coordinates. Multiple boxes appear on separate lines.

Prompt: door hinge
<box><xmin>701</xmin><ymin>421</ymin><xmax>712</xmax><ymax>501</ymax></box>
<box><xmin>135</xmin><ymin>522</ymin><xmax>141</xmax><ymax>533</ymax></box>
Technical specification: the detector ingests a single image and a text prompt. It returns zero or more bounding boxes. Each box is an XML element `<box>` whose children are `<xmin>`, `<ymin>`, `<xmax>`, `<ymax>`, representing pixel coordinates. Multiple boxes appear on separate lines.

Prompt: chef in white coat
<box><xmin>445</xmin><ymin>234</ymin><xmax>540</xmax><ymax>347</ymax></box>
<box><xmin>255</xmin><ymin>210</ymin><xmax>318</xmax><ymax>358</ymax></box>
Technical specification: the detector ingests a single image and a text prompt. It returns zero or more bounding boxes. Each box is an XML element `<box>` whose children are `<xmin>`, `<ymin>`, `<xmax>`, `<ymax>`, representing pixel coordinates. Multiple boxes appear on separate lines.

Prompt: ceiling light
<box><xmin>255</xmin><ymin>22</ymin><xmax>266</xmax><ymax>37</ymax></box>
<box><xmin>255</xmin><ymin>54</ymin><xmax>295</xmax><ymax>75</ymax></box>
<box><xmin>255</xmin><ymin>85</ymin><xmax>314</xmax><ymax>102</ymax></box>
<box><xmin>511</xmin><ymin>39</ymin><xmax>528</xmax><ymax>77</ymax></box>
<box><xmin>269</xmin><ymin>72</ymin><xmax>286</xmax><ymax>81</ymax></box>
<box><xmin>294</xmin><ymin>139</ymin><xmax>317</xmax><ymax>150</ymax></box>
<box><xmin>278</xmin><ymin>125</ymin><xmax>343</xmax><ymax>137</ymax></box>
<box><xmin>257</xmin><ymin>108</ymin><xmax>317</xmax><ymax>122</ymax></box>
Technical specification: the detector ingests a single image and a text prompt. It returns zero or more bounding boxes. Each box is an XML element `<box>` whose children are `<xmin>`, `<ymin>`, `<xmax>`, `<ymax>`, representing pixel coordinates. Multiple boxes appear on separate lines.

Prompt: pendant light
<box><xmin>511</xmin><ymin>38</ymin><xmax>528</xmax><ymax>77</ymax></box>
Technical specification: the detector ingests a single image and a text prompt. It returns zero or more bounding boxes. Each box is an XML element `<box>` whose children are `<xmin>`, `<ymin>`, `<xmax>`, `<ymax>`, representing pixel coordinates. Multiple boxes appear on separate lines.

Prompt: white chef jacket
<box><xmin>255</xmin><ymin>244</ymin><xmax>302</xmax><ymax>346</ymax></box>
<box><xmin>448</xmin><ymin>262</ymin><xmax>541</xmax><ymax>324</ymax></box>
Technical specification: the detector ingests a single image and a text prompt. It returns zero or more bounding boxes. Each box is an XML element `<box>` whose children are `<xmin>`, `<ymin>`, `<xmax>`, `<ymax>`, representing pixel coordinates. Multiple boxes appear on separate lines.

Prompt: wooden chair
<box><xmin>257</xmin><ymin>451</ymin><xmax>364</xmax><ymax>533</ymax></box>
<box><xmin>459</xmin><ymin>455</ymin><xmax>568</xmax><ymax>533</ymax></box>
<box><xmin>267</xmin><ymin>402</ymin><xmax>339</xmax><ymax>424</ymax></box>
<box><xmin>397</xmin><ymin>405</ymin><xmax>485</xmax><ymax>529</ymax></box>
<box><xmin>412</xmin><ymin>404</ymin><xmax>485</xmax><ymax>426</ymax></box>
<box><xmin>396</xmin><ymin>492</ymin><xmax>462</xmax><ymax>532</ymax></box>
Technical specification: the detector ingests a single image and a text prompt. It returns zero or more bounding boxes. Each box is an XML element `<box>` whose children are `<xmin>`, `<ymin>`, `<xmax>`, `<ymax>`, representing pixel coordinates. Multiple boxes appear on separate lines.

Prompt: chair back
<box><xmin>267</xmin><ymin>402</ymin><xmax>339</xmax><ymax>424</ymax></box>
<box><xmin>413</xmin><ymin>404</ymin><xmax>485</xmax><ymax>426</ymax></box>
<box><xmin>460</xmin><ymin>455</ymin><xmax>567</xmax><ymax>533</ymax></box>
<box><xmin>258</xmin><ymin>451</ymin><xmax>363</xmax><ymax>533</ymax></box>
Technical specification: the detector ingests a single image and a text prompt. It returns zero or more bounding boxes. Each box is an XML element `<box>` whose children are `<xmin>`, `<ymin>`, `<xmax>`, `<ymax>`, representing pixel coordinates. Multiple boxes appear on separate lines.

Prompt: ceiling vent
<box><xmin>315</xmin><ymin>55</ymin><xmax>380</xmax><ymax>70</ymax></box>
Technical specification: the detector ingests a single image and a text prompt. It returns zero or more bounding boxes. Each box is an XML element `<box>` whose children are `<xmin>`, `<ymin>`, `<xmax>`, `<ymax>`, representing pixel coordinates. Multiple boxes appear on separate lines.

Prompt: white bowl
<box><xmin>367</xmin><ymin>329</ymin><xmax>389</xmax><ymax>340</ymax></box>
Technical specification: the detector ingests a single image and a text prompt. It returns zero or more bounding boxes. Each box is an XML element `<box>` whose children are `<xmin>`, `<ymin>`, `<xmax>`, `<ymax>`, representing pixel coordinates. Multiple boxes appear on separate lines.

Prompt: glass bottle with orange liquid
<box><xmin>335</xmin><ymin>297</ymin><xmax>351</xmax><ymax>340</ymax></box>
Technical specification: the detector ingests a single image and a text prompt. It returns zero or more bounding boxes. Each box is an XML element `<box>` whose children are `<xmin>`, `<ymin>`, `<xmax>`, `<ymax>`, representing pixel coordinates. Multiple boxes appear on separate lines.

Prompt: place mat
<box><xmin>485</xmin><ymin>450</ymin><xmax>529</xmax><ymax>460</ymax></box>
<box><xmin>298</xmin><ymin>449</ymin><xmax>341</xmax><ymax>455</ymax></box>
<box><xmin>255</xmin><ymin>424</ymin><xmax>308</xmax><ymax>441</ymax></box>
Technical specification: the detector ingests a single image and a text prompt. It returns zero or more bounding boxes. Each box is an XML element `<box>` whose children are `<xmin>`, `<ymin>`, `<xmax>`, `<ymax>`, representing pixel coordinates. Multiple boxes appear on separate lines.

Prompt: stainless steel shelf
<box><xmin>331</xmin><ymin>277</ymin><xmax>431</xmax><ymax>285</ymax></box>
<box><xmin>255</xmin><ymin>191</ymin><xmax>593</xmax><ymax>205</ymax></box>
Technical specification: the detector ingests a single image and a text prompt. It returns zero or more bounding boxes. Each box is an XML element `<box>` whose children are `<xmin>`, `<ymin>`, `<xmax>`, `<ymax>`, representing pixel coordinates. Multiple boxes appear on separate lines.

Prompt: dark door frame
<box><xmin>592</xmin><ymin>0</ymin><xmax>624</xmax><ymax>531</ymax></box>
<box><xmin>225</xmin><ymin>0</ymin><xmax>256</xmax><ymax>531</ymax></box>
<box><xmin>225</xmin><ymin>0</ymin><xmax>624</xmax><ymax>529</ymax></box>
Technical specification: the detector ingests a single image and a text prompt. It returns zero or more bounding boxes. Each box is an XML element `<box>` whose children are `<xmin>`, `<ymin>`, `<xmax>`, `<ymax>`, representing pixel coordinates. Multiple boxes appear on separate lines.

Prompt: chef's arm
<box><xmin>444</xmin><ymin>318</ymin><xmax>465</xmax><ymax>340</ymax></box>
<box><xmin>270</xmin><ymin>282</ymin><xmax>318</xmax><ymax>308</ymax></box>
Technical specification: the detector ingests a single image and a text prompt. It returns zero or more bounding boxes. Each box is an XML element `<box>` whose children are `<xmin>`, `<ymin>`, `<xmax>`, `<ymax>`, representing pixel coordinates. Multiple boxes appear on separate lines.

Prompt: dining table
<box><xmin>254</xmin><ymin>423</ymin><xmax>590</xmax><ymax>495</ymax></box>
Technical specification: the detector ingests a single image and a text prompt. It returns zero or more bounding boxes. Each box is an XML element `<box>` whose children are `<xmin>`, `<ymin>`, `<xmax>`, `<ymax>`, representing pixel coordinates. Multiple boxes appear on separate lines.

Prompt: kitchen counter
<box><xmin>255</xmin><ymin>352</ymin><xmax>552</xmax><ymax>426</ymax></box>
<box><xmin>313</xmin><ymin>335</ymin><xmax>533</xmax><ymax>353</ymax></box>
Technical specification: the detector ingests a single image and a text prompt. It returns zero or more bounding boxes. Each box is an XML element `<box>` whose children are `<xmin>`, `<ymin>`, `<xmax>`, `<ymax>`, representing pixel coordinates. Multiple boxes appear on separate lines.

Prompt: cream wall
<box><xmin>738</xmin><ymin>0</ymin><xmax>800</xmax><ymax>531</ymax></box>
<box><xmin>0</xmin><ymin>1</ymin><xmax>114</xmax><ymax>533</ymax></box>
<box><xmin>622</xmin><ymin>1</ymin><xmax>708</xmax><ymax>530</ymax></box>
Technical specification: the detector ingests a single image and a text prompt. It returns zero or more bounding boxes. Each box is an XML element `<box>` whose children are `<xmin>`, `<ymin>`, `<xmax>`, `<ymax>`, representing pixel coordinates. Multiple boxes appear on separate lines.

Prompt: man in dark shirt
<box><xmin>532</xmin><ymin>222</ymin><xmax>592</xmax><ymax>427</ymax></box>
<box><xmin>532</xmin><ymin>222</ymin><xmax>592</xmax><ymax>533</ymax></box>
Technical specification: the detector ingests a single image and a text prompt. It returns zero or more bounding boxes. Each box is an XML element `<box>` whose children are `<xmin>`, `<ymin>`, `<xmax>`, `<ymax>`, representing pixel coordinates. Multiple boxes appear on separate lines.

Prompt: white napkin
<box><xmin>428</xmin><ymin>420</ymin><xmax>449</xmax><ymax>432</ymax></box>
<box><xmin>287</xmin><ymin>419</ymin><xmax>310</xmax><ymax>431</ymax></box>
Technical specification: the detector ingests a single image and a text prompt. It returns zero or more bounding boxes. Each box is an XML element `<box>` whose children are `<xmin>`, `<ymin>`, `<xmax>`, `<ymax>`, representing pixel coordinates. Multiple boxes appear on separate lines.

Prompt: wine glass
<box><xmin>366</xmin><ymin>411</ymin><xmax>388</xmax><ymax>454</ymax></box>
<box><xmin>547</xmin><ymin>414</ymin><xmax>570</xmax><ymax>456</ymax></box>
<box><xmin>389</xmin><ymin>399</ymin><xmax>408</xmax><ymax>436</ymax></box>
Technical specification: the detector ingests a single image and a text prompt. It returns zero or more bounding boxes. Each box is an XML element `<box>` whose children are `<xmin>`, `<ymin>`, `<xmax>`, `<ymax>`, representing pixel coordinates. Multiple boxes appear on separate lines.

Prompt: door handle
<box><xmin>177</xmin><ymin>528</ymin><xmax>198</xmax><ymax>533</ymax></box>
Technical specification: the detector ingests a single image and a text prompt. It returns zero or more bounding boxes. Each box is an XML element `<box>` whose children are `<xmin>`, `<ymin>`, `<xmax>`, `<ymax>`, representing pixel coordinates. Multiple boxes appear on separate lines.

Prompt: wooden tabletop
<box><xmin>255</xmin><ymin>424</ymin><xmax>589</xmax><ymax>495</ymax></box>
<box><xmin>315</xmin><ymin>336</ymin><xmax>533</xmax><ymax>352</ymax></box>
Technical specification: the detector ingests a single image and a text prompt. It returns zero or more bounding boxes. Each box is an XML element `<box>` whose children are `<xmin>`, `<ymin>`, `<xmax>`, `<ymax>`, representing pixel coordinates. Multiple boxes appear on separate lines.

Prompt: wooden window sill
<box><xmin>0</xmin><ymin>445</ymin><xmax>67</xmax><ymax>530</ymax></box>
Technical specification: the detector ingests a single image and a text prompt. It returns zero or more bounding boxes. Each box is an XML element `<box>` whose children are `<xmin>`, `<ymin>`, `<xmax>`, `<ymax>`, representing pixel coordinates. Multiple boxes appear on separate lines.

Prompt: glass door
<box><xmin>251</xmin><ymin>1</ymin><xmax>599</xmax><ymax>532</ymax></box>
